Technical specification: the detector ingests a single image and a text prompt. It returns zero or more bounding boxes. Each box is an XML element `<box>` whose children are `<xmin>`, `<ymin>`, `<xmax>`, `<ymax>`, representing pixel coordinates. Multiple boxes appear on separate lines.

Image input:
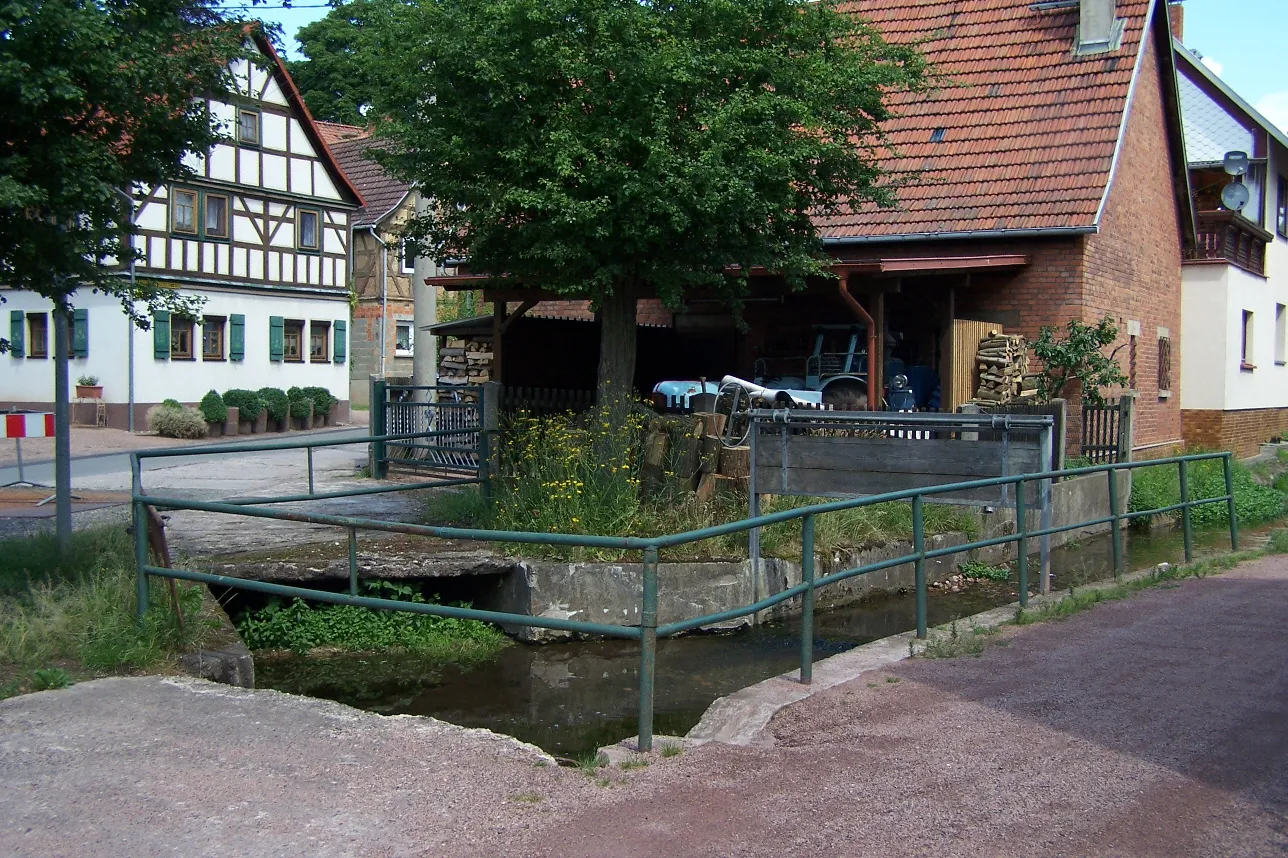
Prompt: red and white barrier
<box><xmin>3</xmin><ymin>412</ymin><xmax>55</xmax><ymax>439</ymax></box>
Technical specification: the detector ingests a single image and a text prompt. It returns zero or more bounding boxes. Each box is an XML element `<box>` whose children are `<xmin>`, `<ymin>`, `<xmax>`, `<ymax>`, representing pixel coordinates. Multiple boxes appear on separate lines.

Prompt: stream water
<box><xmin>254</xmin><ymin>524</ymin><xmax>1256</xmax><ymax>757</ymax></box>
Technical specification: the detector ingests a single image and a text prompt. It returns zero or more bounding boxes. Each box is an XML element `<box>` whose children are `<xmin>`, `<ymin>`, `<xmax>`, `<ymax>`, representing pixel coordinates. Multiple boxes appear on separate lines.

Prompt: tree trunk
<box><xmin>596</xmin><ymin>283</ymin><xmax>638</xmax><ymax>420</ymax></box>
<box><xmin>52</xmin><ymin>299</ymin><xmax>72</xmax><ymax>558</ymax></box>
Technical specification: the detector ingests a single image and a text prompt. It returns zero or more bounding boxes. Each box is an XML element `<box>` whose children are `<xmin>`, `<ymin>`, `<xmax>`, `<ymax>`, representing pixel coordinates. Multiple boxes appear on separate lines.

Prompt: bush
<box><xmin>1129</xmin><ymin>456</ymin><xmax>1286</xmax><ymax>528</ymax></box>
<box><xmin>147</xmin><ymin>405</ymin><xmax>208</xmax><ymax>439</ymax></box>
<box><xmin>222</xmin><ymin>389</ymin><xmax>264</xmax><ymax>420</ymax></box>
<box><xmin>300</xmin><ymin>386</ymin><xmax>337</xmax><ymax>415</ymax></box>
<box><xmin>161</xmin><ymin>398</ymin><xmax>182</xmax><ymax>410</ymax></box>
<box><xmin>198</xmin><ymin>390</ymin><xmax>227</xmax><ymax>424</ymax></box>
<box><xmin>235</xmin><ymin>580</ymin><xmax>509</xmax><ymax>657</ymax></box>
<box><xmin>289</xmin><ymin>397</ymin><xmax>313</xmax><ymax>419</ymax></box>
<box><xmin>257</xmin><ymin>387</ymin><xmax>290</xmax><ymax>422</ymax></box>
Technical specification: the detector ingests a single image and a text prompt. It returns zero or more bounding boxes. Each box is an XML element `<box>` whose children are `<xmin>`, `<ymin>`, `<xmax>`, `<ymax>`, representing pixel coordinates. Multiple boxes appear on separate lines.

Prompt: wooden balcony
<box><xmin>1183</xmin><ymin>210</ymin><xmax>1273</xmax><ymax>277</ymax></box>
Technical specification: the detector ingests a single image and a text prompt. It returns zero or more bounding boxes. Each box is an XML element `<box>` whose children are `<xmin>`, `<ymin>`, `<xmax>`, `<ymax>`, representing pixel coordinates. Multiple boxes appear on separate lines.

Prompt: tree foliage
<box><xmin>1031</xmin><ymin>316</ymin><xmax>1129</xmax><ymax>404</ymax></box>
<box><xmin>0</xmin><ymin>0</ymin><xmax>254</xmax><ymax>332</ymax></box>
<box><xmin>289</xmin><ymin>0</ymin><xmax>384</xmax><ymax>126</ymax></box>
<box><xmin>359</xmin><ymin>0</ymin><xmax>928</xmax><ymax>403</ymax></box>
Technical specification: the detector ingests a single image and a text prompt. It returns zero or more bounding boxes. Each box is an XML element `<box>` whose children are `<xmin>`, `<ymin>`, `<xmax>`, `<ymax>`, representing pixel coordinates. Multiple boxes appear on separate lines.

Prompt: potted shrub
<box><xmin>75</xmin><ymin>375</ymin><xmax>103</xmax><ymax>399</ymax></box>
<box><xmin>289</xmin><ymin>394</ymin><xmax>313</xmax><ymax>431</ymax></box>
<box><xmin>301</xmin><ymin>386</ymin><xmax>337</xmax><ymax>427</ymax></box>
<box><xmin>199</xmin><ymin>390</ymin><xmax>228</xmax><ymax>437</ymax></box>
<box><xmin>223</xmin><ymin>390</ymin><xmax>265</xmax><ymax>434</ymax></box>
<box><xmin>257</xmin><ymin>387</ymin><xmax>290</xmax><ymax>432</ymax></box>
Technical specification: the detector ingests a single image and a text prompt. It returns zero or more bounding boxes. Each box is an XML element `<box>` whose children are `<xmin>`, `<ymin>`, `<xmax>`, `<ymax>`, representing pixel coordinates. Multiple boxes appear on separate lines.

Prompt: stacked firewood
<box><xmin>438</xmin><ymin>337</ymin><xmax>494</xmax><ymax>386</ymax></box>
<box><xmin>639</xmin><ymin>412</ymin><xmax>750</xmax><ymax>501</ymax></box>
<box><xmin>972</xmin><ymin>331</ymin><xmax>1038</xmax><ymax>403</ymax></box>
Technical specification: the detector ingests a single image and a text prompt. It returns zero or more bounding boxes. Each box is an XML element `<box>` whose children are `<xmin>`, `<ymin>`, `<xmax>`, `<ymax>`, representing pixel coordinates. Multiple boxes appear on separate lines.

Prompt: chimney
<box><xmin>1168</xmin><ymin>0</ymin><xmax>1184</xmax><ymax>42</ymax></box>
<box><xmin>1078</xmin><ymin>0</ymin><xmax>1122</xmax><ymax>55</ymax></box>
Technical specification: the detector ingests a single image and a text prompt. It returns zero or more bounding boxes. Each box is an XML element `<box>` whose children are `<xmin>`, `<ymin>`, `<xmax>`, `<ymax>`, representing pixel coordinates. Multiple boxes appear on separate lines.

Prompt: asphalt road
<box><xmin>1</xmin><ymin>555</ymin><xmax>1285</xmax><ymax>857</ymax></box>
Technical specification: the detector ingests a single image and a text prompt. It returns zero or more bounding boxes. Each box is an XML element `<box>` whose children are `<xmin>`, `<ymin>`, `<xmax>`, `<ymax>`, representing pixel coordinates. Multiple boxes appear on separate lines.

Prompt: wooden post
<box><xmin>1118</xmin><ymin>392</ymin><xmax>1136</xmax><ymax>462</ymax></box>
<box><xmin>491</xmin><ymin>300</ymin><xmax>506</xmax><ymax>386</ymax></box>
<box><xmin>874</xmin><ymin>290</ymin><xmax>885</xmax><ymax>408</ymax></box>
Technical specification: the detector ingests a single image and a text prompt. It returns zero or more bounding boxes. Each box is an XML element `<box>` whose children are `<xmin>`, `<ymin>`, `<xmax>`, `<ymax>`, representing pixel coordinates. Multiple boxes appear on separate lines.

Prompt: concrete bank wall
<box><xmin>485</xmin><ymin>472</ymin><xmax>1129</xmax><ymax>641</ymax></box>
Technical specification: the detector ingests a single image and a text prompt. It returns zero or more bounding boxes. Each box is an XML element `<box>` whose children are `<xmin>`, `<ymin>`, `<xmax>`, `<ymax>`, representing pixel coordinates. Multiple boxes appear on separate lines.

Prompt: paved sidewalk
<box><xmin>0</xmin><ymin>423</ymin><xmax>360</xmax><ymax>467</ymax></box>
<box><xmin>2</xmin><ymin>556</ymin><xmax>1286</xmax><ymax>857</ymax></box>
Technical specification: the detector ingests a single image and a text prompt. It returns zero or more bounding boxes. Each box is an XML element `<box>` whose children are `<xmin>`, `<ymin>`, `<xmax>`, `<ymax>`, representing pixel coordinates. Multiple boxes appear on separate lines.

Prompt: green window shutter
<box><xmin>333</xmin><ymin>319</ymin><xmax>347</xmax><ymax>364</ymax></box>
<box><xmin>153</xmin><ymin>311</ymin><xmax>171</xmax><ymax>360</ymax></box>
<box><xmin>269</xmin><ymin>316</ymin><xmax>284</xmax><ymax>362</ymax></box>
<box><xmin>9</xmin><ymin>310</ymin><xmax>23</xmax><ymax>357</ymax></box>
<box><xmin>229</xmin><ymin>314</ymin><xmax>245</xmax><ymax>361</ymax></box>
<box><xmin>72</xmin><ymin>308</ymin><xmax>89</xmax><ymax>358</ymax></box>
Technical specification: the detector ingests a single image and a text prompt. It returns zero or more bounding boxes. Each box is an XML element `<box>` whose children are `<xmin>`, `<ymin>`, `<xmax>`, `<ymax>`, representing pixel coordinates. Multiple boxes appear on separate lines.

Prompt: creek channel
<box><xmin>253</xmin><ymin>524</ymin><xmax>1252</xmax><ymax>757</ymax></box>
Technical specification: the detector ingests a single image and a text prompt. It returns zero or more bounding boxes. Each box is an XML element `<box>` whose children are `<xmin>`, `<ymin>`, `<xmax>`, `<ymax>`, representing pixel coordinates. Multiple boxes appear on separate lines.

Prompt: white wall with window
<box><xmin>1</xmin><ymin>286</ymin><xmax>350</xmax><ymax>408</ymax></box>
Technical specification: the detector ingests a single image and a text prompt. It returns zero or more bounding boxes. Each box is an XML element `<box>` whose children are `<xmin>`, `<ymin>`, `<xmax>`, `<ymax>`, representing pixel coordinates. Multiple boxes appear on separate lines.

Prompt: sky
<box><xmin>237</xmin><ymin>0</ymin><xmax>1288</xmax><ymax>132</ymax></box>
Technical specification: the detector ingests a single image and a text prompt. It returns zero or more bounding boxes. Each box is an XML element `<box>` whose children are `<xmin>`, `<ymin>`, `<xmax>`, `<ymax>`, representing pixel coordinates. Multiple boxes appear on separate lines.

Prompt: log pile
<box><xmin>971</xmin><ymin>331</ymin><xmax>1038</xmax><ymax>404</ymax></box>
<box><xmin>639</xmin><ymin>412</ymin><xmax>750</xmax><ymax>502</ymax></box>
<box><xmin>438</xmin><ymin>336</ymin><xmax>494</xmax><ymax>386</ymax></box>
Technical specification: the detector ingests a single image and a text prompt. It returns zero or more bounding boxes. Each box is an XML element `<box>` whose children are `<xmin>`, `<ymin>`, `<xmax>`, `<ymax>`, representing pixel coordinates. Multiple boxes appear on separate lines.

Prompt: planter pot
<box><xmin>75</xmin><ymin>385</ymin><xmax>103</xmax><ymax>399</ymax></box>
<box><xmin>223</xmin><ymin>406</ymin><xmax>239</xmax><ymax>437</ymax></box>
<box><xmin>239</xmin><ymin>420</ymin><xmax>255</xmax><ymax>435</ymax></box>
<box><xmin>254</xmin><ymin>409</ymin><xmax>268</xmax><ymax>434</ymax></box>
<box><xmin>313</xmin><ymin>414</ymin><xmax>326</xmax><ymax>429</ymax></box>
<box><xmin>292</xmin><ymin>416</ymin><xmax>310</xmax><ymax>431</ymax></box>
<box><xmin>323</xmin><ymin>413</ymin><xmax>334</xmax><ymax>427</ymax></box>
<box><xmin>206</xmin><ymin>421</ymin><xmax>223</xmax><ymax>437</ymax></box>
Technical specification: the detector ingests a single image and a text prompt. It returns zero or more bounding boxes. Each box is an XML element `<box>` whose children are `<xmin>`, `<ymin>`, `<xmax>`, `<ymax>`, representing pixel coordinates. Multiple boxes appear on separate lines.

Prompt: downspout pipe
<box><xmin>837</xmin><ymin>279</ymin><xmax>879</xmax><ymax>411</ymax></box>
<box><xmin>369</xmin><ymin>227</ymin><xmax>389</xmax><ymax>377</ymax></box>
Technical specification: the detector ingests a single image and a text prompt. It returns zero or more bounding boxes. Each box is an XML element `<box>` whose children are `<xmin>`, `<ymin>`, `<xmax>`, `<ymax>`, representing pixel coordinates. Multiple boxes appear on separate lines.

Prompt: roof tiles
<box><xmin>822</xmin><ymin>0</ymin><xmax>1156</xmax><ymax>240</ymax></box>
<box><xmin>329</xmin><ymin>137</ymin><xmax>411</xmax><ymax>229</ymax></box>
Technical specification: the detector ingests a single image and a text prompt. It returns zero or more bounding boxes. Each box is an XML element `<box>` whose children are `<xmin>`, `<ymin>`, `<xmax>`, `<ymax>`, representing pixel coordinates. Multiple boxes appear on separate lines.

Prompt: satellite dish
<box><xmin>1223</xmin><ymin>151</ymin><xmax>1250</xmax><ymax>177</ymax></box>
<box><xmin>1222</xmin><ymin>181</ymin><xmax>1251</xmax><ymax>212</ymax></box>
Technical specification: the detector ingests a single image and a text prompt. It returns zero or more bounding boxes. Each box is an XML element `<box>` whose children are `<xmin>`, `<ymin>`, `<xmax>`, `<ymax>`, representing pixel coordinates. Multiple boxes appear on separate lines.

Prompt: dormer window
<box><xmin>172</xmin><ymin>189</ymin><xmax>198</xmax><ymax>235</ymax></box>
<box><xmin>237</xmin><ymin>109</ymin><xmax>260</xmax><ymax>145</ymax></box>
<box><xmin>298</xmin><ymin>209</ymin><xmax>320</xmax><ymax>250</ymax></box>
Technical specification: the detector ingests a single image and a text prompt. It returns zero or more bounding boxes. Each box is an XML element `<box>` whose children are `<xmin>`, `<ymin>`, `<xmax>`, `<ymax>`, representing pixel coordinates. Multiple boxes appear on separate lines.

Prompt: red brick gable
<box><xmin>822</xmin><ymin>0</ymin><xmax>1159</xmax><ymax>240</ymax></box>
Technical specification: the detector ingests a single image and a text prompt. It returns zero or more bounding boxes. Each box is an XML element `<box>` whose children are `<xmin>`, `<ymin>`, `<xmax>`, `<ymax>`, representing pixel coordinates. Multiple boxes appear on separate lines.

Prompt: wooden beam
<box><xmin>500</xmin><ymin>299</ymin><xmax>538</xmax><ymax>334</ymax></box>
<box><xmin>492</xmin><ymin>301</ymin><xmax>506</xmax><ymax>384</ymax></box>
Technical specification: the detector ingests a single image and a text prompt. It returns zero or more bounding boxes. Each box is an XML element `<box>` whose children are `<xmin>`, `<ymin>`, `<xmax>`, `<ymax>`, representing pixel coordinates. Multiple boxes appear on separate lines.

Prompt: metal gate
<box><xmin>372</xmin><ymin>383</ymin><xmax>484</xmax><ymax>477</ymax></box>
<box><xmin>1081</xmin><ymin>397</ymin><xmax>1124</xmax><ymax>464</ymax></box>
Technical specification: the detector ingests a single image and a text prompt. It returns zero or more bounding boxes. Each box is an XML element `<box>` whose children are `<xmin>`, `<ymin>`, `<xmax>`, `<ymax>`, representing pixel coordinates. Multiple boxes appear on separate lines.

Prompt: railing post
<box><xmin>913</xmin><ymin>495</ymin><xmax>927</xmax><ymax>639</ymax></box>
<box><xmin>800</xmin><ymin>514</ymin><xmax>815</xmax><ymax>684</ymax></box>
<box><xmin>1179</xmin><ymin>459</ymin><xmax>1194</xmax><ymax>563</ymax></box>
<box><xmin>131</xmin><ymin>455</ymin><xmax>149</xmax><ymax>626</ymax></box>
<box><xmin>1107</xmin><ymin>467</ymin><xmax>1124</xmax><ymax>582</ymax></box>
<box><xmin>1224</xmin><ymin>453</ymin><xmax>1239</xmax><ymax>551</ymax></box>
<box><xmin>638</xmin><ymin>546</ymin><xmax>659</xmax><ymax>752</ymax></box>
<box><xmin>348</xmin><ymin>526</ymin><xmax>359</xmax><ymax>596</ymax></box>
<box><xmin>1039</xmin><ymin>425</ymin><xmax>1054</xmax><ymax>593</ymax></box>
<box><xmin>370</xmin><ymin>377</ymin><xmax>388</xmax><ymax>479</ymax></box>
<box><xmin>307</xmin><ymin>446</ymin><xmax>315</xmax><ymax>496</ymax></box>
<box><xmin>1016</xmin><ymin>478</ymin><xmax>1029</xmax><ymax>607</ymax></box>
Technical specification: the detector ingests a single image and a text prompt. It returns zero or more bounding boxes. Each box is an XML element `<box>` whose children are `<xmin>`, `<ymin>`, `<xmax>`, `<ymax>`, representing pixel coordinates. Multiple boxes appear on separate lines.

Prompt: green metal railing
<box><xmin>130</xmin><ymin>441</ymin><xmax>1238</xmax><ymax>752</ymax></box>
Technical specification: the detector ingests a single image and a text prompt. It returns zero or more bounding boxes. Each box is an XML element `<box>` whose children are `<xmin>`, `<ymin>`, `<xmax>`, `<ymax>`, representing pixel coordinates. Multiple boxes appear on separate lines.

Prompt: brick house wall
<box><xmin>1183</xmin><ymin>408</ymin><xmax>1288</xmax><ymax>458</ymax></box>
<box><xmin>1081</xmin><ymin>28</ymin><xmax>1184</xmax><ymax>454</ymax></box>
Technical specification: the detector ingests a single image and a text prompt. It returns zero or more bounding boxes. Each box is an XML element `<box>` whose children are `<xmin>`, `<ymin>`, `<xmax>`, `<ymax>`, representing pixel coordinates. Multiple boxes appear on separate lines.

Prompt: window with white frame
<box><xmin>395</xmin><ymin>321</ymin><xmax>413</xmax><ymax>356</ymax></box>
<box><xmin>401</xmin><ymin>238</ymin><xmax>416</xmax><ymax>274</ymax></box>
<box><xmin>1276</xmin><ymin>304</ymin><xmax>1286</xmax><ymax>365</ymax></box>
<box><xmin>1241</xmin><ymin>310</ymin><xmax>1256</xmax><ymax>369</ymax></box>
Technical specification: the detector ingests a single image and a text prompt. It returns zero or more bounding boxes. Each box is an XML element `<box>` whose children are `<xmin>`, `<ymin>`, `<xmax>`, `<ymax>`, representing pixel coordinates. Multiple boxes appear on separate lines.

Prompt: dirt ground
<box><xmin>2</xmin><ymin>554</ymin><xmax>1285</xmax><ymax>857</ymax></box>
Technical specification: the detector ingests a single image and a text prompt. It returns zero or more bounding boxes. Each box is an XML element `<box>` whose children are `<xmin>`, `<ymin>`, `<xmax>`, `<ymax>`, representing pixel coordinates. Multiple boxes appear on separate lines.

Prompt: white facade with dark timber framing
<box><xmin>2</xmin><ymin>35</ymin><xmax>364</xmax><ymax>429</ymax></box>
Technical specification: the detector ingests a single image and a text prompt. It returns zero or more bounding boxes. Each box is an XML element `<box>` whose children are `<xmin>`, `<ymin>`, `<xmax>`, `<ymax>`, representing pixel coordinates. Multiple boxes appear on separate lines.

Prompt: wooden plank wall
<box><xmin>754</xmin><ymin>431</ymin><xmax>1043</xmax><ymax>504</ymax></box>
<box><xmin>948</xmin><ymin>319</ymin><xmax>998</xmax><ymax>411</ymax></box>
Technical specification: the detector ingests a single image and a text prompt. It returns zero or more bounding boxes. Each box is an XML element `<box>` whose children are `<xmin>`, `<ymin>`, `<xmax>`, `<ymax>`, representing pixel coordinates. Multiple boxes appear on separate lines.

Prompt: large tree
<box><xmin>0</xmin><ymin>0</ymin><xmax>251</xmax><ymax>553</ymax></box>
<box><xmin>361</xmin><ymin>0</ymin><xmax>928</xmax><ymax>410</ymax></box>
<box><xmin>289</xmin><ymin>0</ymin><xmax>385</xmax><ymax>125</ymax></box>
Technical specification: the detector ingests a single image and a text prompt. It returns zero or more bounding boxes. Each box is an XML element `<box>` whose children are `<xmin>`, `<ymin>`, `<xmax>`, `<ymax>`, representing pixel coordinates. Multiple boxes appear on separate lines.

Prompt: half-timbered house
<box><xmin>3</xmin><ymin>34</ymin><xmax>363</xmax><ymax>429</ymax></box>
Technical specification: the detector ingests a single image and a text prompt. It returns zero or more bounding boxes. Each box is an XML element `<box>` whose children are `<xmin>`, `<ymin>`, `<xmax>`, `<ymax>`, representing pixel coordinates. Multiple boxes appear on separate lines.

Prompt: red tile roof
<box><xmin>316</xmin><ymin>121</ymin><xmax>368</xmax><ymax>147</ymax></box>
<box><xmin>822</xmin><ymin>0</ymin><xmax>1170</xmax><ymax>241</ymax></box>
<box><xmin>329</xmin><ymin>137</ymin><xmax>411</xmax><ymax>228</ymax></box>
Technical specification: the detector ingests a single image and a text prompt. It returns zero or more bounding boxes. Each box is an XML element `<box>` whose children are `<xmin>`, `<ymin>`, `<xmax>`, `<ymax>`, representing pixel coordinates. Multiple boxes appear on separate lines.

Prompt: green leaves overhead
<box><xmin>361</xmin><ymin>0</ymin><xmax>929</xmax><ymax>305</ymax></box>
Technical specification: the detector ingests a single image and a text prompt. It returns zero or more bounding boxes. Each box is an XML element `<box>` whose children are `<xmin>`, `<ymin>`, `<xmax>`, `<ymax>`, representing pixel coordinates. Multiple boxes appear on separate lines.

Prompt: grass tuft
<box><xmin>660</xmin><ymin>743</ymin><xmax>684</xmax><ymax>758</ymax></box>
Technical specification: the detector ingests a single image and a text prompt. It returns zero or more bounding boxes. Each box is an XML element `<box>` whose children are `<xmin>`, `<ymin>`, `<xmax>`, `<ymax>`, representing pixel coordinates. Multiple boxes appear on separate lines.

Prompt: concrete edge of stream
<box><xmin>597</xmin><ymin>557</ymin><xmax>1188</xmax><ymax>759</ymax></box>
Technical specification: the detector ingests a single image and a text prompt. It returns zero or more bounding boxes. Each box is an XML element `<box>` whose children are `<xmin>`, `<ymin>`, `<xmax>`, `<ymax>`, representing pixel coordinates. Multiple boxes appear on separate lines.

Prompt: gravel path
<box><xmin>2</xmin><ymin>556</ymin><xmax>1285</xmax><ymax>857</ymax></box>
